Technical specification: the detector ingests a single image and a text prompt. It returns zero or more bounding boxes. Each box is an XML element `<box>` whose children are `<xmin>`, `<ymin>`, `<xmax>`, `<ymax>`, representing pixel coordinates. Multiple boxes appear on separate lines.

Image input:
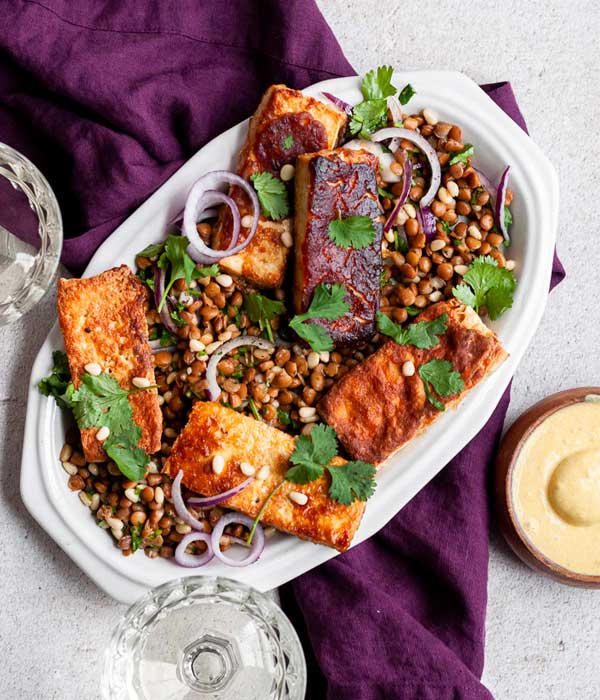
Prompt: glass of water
<box><xmin>0</xmin><ymin>142</ymin><xmax>62</xmax><ymax>326</ymax></box>
<box><xmin>102</xmin><ymin>577</ymin><xmax>307</xmax><ymax>700</ymax></box>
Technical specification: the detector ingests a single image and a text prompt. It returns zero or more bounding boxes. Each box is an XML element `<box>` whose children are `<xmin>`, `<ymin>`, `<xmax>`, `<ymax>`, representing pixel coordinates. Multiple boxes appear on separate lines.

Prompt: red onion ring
<box><xmin>187</xmin><ymin>477</ymin><xmax>255</xmax><ymax>509</ymax></box>
<box><xmin>153</xmin><ymin>266</ymin><xmax>178</xmax><ymax>335</ymax></box>
<box><xmin>205</xmin><ymin>335</ymin><xmax>274</xmax><ymax>401</ymax></box>
<box><xmin>416</xmin><ymin>205</ymin><xmax>437</xmax><ymax>241</ymax></box>
<box><xmin>386</xmin><ymin>96</ymin><xmax>403</xmax><ymax>152</ymax></box>
<box><xmin>174</xmin><ymin>532</ymin><xmax>214</xmax><ymax>568</ymax></box>
<box><xmin>321</xmin><ymin>91</ymin><xmax>352</xmax><ymax>115</ymax></box>
<box><xmin>210</xmin><ymin>512</ymin><xmax>265</xmax><ymax>567</ymax></box>
<box><xmin>474</xmin><ymin>167</ymin><xmax>495</xmax><ymax>198</ymax></box>
<box><xmin>371</xmin><ymin>127</ymin><xmax>441</xmax><ymax>207</ymax></box>
<box><xmin>183</xmin><ymin>171</ymin><xmax>259</xmax><ymax>263</ymax></box>
<box><xmin>494</xmin><ymin>165</ymin><xmax>511</xmax><ymax>243</ymax></box>
<box><xmin>384</xmin><ymin>157</ymin><xmax>412</xmax><ymax>233</ymax></box>
<box><xmin>172</xmin><ymin>470</ymin><xmax>209</xmax><ymax>532</ymax></box>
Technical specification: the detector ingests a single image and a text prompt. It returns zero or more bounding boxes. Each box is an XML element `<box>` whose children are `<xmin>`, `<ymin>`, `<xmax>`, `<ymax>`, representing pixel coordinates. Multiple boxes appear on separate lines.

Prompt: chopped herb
<box><xmin>130</xmin><ymin>524</ymin><xmax>143</xmax><ymax>553</ymax></box>
<box><xmin>136</xmin><ymin>242</ymin><xmax>165</xmax><ymax>259</ymax></box>
<box><xmin>349</xmin><ymin>65</ymin><xmax>397</xmax><ymax>138</ymax></box>
<box><xmin>194</xmin><ymin>263</ymin><xmax>220</xmax><ymax>279</ymax></box>
<box><xmin>504</xmin><ymin>206</ymin><xmax>513</xmax><ymax>230</ymax></box>
<box><xmin>394</xmin><ymin>231</ymin><xmax>408</xmax><ymax>253</ymax></box>
<box><xmin>379</xmin><ymin>269</ymin><xmax>388</xmax><ymax>289</ymax></box>
<box><xmin>448</xmin><ymin>144</ymin><xmax>474</xmax><ymax>166</ymax></box>
<box><xmin>376</xmin><ymin>312</ymin><xmax>448</xmax><ymax>349</ymax></box>
<box><xmin>243</xmin><ymin>293</ymin><xmax>285</xmax><ymax>343</ymax></box>
<box><xmin>289</xmin><ymin>283</ymin><xmax>350</xmax><ymax>352</ymax></box>
<box><xmin>98</xmin><ymin>520</ymin><xmax>107</xmax><ymax>528</ymax></box>
<box><xmin>170</xmin><ymin>307</ymin><xmax>186</xmax><ymax>327</ymax></box>
<box><xmin>452</xmin><ymin>255</ymin><xmax>517</xmax><ymax>320</ymax></box>
<box><xmin>328</xmin><ymin>212</ymin><xmax>375</xmax><ymax>249</ymax></box>
<box><xmin>470</xmin><ymin>187</ymin><xmax>484</xmax><ymax>206</ymax></box>
<box><xmin>283</xmin><ymin>134</ymin><xmax>294</xmax><ymax>150</ymax></box>
<box><xmin>149</xmin><ymin>326</ymin><xmax>176</xmax><ymax>347</ymax></box>
<box><xmin>378</xmin><ymin>186</ymin><xmax>395</xmax><ymax>199</ymax></box>
<box><xmin>137</xmin><ymin>267</ymin><xmax>155</xmax><ymax>291</ymax></box>
<box><xmin>440</xmin><ymin>220</ymin><xmax>452</xmax><ymax>236</ymax></box>
<box><xmin>250</xmin><ymin>172</ymin><xmax>289</xmax><ymax>221</ymax></box>
<box><xmin>451</xmin><ymin>238</ymin><xmax>462</xmax><ymax>246</ymax></box>
<box><xmin>38</xmin><ymin>350</ymin><xmax>73</xmax><ymax>410</ymax></box>
<box><xmin>248</xmin><ymin>397</ymin><xmax>262</xmax><ymax>422</ymax></box>
<box><xmin>405</xmin><ymin>305</ymin><xmax>421</xmax><ymax>317</ymax></box>
<box><xmin>418</xmin><ymin>359</ymin><xmax>464</xmax><ymax>411</ymax></box>
<box><xmin>398</xmin><ymin>83</ymin><xmax>416</xmax><ymax>105</ymax></box>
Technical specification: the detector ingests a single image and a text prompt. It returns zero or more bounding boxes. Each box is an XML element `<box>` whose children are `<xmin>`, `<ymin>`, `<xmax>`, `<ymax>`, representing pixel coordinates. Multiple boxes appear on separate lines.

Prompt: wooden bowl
<box><xmin>494</xmin><ymin>387</ymin><xmax>600</xmax><ymax>588</ymax></box>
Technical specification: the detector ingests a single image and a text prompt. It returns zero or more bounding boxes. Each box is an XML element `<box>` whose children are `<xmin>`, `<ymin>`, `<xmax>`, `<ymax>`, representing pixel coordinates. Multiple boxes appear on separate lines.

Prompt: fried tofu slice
<box><xmin>164</xmin><ymin>401</ymin><xmax>365</xmax><ymax>551</ymax></box>
<box><xmin>294</xmin><ymin>148</ymin><xmax>384</xmax><ymax>347</ymax></box>
<box><xmin>318</xmin><ymin>300</ymin><xmax>507</xmax><ymax>464</ymax></box>
<box><xmin>213</xmin><ymin>85</ymin><xmax>348</xmax><ymax>289</ymax></box>
<box><xmin>57</xmin><ymin>265</ymin><xmax>162</xmax><ymax>462</ymax></box>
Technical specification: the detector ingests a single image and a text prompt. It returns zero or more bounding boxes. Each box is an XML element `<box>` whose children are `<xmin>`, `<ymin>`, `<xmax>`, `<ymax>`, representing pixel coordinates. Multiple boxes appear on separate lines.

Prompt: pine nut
<box><xmin>395</xmin><ymin>209</ymin><xmax>408</xmax><ymax>227</ymax></box>
<box><xmin>84</xmin><ymin>362</ymin><xmax>102</xmax><ymax>376</ymax></box>
<box><xmin>212</xmin><ymin>454</ymin><xmax>225</xmax><ymax>475</ymax></box>
<box><xmin>447</xmin><ymin>180</ymin><xmax>459</xmax><ymax>198</ymax></box>
<box><xmin>257</xmin><ymin>466</ymin><xmax>270</xmax><ymax>480</ymax></box>
<box><xmin>505</xmin><ymin>259</ymin><xmax>516</xmax><ymax>271</ymax></box>
<box><xmin>88</xmin><ymin>463</ymin><xmax>99</xmax><ymax>476</ymax></box>
<box><xmin>216</xmin><ymin>274</ymin><xmax>233</xmax><ymax>288</ymax></box>
<box><xmin>307</xmin><ymin>352</ymin><xmax>320</xmax><ymax>369</ymax></box>
<box><xmin>189</xmin><ymin>338</ymin><xmax>205</xmax><ymax>352</ymax></box>
<box><xmin>240</xmin><ymin>462</ymin><xmax>256</xmax><ymax>476</ymax></box>
<box><xmin>96</xmin><ymin>426</ymin><xmax>110</xmax><ymax>442</ymax></box>
<box><xmin>111</xmin><ymin>527</ymin><xmax>124</xmax><ymax>540</ymax></box>
<box><xmin>288</xmin><ymin>491</ymin><xmax>308</xmax><ymax>506</ymax></box>
<box><xmin>299</xmin><ymin>406</ymin><xmax>316</xmax><ymax>419</ymax></box>
<box><xmin>132</xmin><ymin>376</ymin><xmax>151</xmax><ymax>388</ymax></box>
<box><xmin>431</xmin><ymin>276</ymin><xmax>445</xmax><ymax>289</ymax></box>
<box><xmin>438</xmin><ymin>187</ymin><xmax>454</xmax><ymax>205</ymax></box>
<box><xmin>62</xmin><ymin>461</ymin><xmax>78</xmax><ymax>476</ymax></box>
<box><xmin>206</xmin><ymin>341</ymin><xmax>223</xmax><ymax>354</ymax></box>
<box><xmin>430</xmin><ymin>239</ymin><xmax>445</xmax><ymax>252</ymax></box>
<box><xmin>280</xmin><ymin>164</ymin><xmax>295</xmax><ymax>181</ymax></box>
<box><xmin>217</xmin><ymin>331</ymin><xmax>232</xmax><ymax>342</ymax></box>
<box><xmin>176</xmin><ymin>523</ymin><xmax>192</xmax><ymax>535</ymax></box>
<box><xmin>384</xmin><ymin>229</ymin><xmax>395</xmax><ymax>243</ymax></box>
<box><xmin>154</xmin><ymin>486</ymin><xmax>165</xmax><ymax>505</ymax></box>
<box><xmin>166</xmin><ymin>371</ymin><xmax>177</xmax><ymax>384</ymax></box>
<box><xmin>59</xmin><ymin>443</ymin><xmax>73</xmax><ymax>462</ymax></box>
<box><xmin>319</xmin><ymin>351</ymin><xmax>330</xmax><ymax>363</ymax></box>
<box><xmin>146</xmin><ymin>461</ymin><xmax>159</xmax><ymax>474</ymax></box>
<box><xmin>402</xmin><ymin>361</ymin><xmax>415</xmax><ymax>377</ymax></box>
<box><xmin>281</xmin><ymin>230</ymin><xmax>293</xmax><ymax>248</ymax></box>
<box><xmin>423</xmin><ymin>108</ymin><xmax>439</xmax><ymax>125</ymax></box>
<box><xmin>106</xmin><ymin>516</ymin><xmax>123</xmax><ymax>530</ymax></box>
<box><xmin>403</xmin><ymin>203</ymin><xmax>417</xmax><ymax>219</ymax></box>
<box><xmin>241</xmin><ymin>214</ymin><xmax>254</xmax><ymax>228</ymax></box>
<box><xmin>79</xmin><ymin>492</ymin><xmax>92</xmax><ymax>507</ymax></box>
<box><xmin>300</xmin><ymin>414</ymin><xmax>319</xmax><ymax>424</ymax></box>
<box><xmin>454</xmin><ymin>264</ymin><xmax>469</xmax><ymax>276</ymax></box>
<box><xmin>125</xmin><ymin>487</ymin><xmax>140</xmax><ymax>503</ymax></box>
<box><xmin>428</xmin><ymin>291</ymin><xmax>443</xmax><ymax>302</ymax></box>
<box><xmin>468</xmin><ymin>225</ymin><xmax>482</xmax><ymax>240</ymax></box>
<box><xmin>164</xmin><ymin>427</ymin><xmax>177</xmax><ymax>439</ymax></box>
<box><xmin>90</xmin><ymin>494</ymin><xmax>100</xmax><ymax>511</ymax></box>
<box><xmin>157</xmin><ymin>395</ymin><xmax>165</xmax><ymax>406</ymax></box>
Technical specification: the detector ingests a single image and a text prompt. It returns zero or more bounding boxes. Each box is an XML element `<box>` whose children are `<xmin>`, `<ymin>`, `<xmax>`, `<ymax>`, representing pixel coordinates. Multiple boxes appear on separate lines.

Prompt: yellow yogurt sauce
<box><xmin>513</xmin><ymin>398</ymin><xmax>600</xmax><ymax>575</ymax></box>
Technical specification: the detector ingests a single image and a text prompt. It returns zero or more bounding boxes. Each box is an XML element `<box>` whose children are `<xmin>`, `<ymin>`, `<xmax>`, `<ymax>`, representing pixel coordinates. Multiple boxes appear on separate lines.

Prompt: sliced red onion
<box><xmin>183</xmin><ymin>171</ymin><xmax>259</xmax><ymax>263</ymax></box>
<box><xmin>321</xmin><ymin>91</ymin><xmax>352</xmax><ymax>115</ymax></box>
<box><xmin>343</xmin><ymin>139</ymin><xmax>400</xmax><ymax>183</ymax></box>
<box><xmin>149</xmin><ymin>340</ymin><xmax>177</xmax><ymax>354</ymax></box>
<box><xmin>187</xmin><ymin>477</ymin><xmax>254</xmax><ymax>509</ymax></box>
<box><xmin>175</xmin><ymin>532</ymin><xmax>214</xmax><ymax>568</ymax></box>
<box><xmin>384</xmin><ymin>157</ymin><xmax>412</xmax><ymax>233</ymax></box>
<box><xmin>416</xmin><ymin>205</ymin><xmax>437</xmax><ymax>241</ymax></box>
<box><xmin>153</xmin><ymin>266</ymin><xmax>178</xmax><ymax>335</ymax></box>
<box><xmin>495</xmin><ymin>165</ymin><xmax>511</xmax><ymax>243</ymax></box>
<box><xmin>172</xmin><ymin>470</ymin><xmax>209</xmax><ymax>532</ymax></box>
<box><xmin>386</xmin><ymin>96</ymin><xmax>403</xmax><ymax>152</ymax></box>
<box><xmin>474</xmin><ymin>167</ymin><xmax>495</xmax><ymax>197</ymax></box>
<box><xmin>371</xmin><ymin>128</ymin><xmax>441</xmax><ymax>207</ymax></box>
<box><xmin>206</xmin><ymin>335</ymin><xmax>274</xmax><ymax>401</ymax></box>
<box><xmin>210</xmin><ymin>512</ymin><xmax>265</xmax><ymax>567</ymax></box>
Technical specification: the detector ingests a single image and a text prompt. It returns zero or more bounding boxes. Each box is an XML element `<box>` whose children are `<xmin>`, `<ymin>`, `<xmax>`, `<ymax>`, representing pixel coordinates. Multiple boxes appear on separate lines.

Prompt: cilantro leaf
<box><xmin>290</xmin><ymin>322</ymin><xmax>333</xmax><ymax>353</ymax></box>
<box><xmin>361</xmin><ymin>65</ymin><xmax>396</xmax><ymax>100</ymax></box>
<box><xmin>289</xmin><ymin>283</ymin><xmax>349</xmax><ymax>352</ymax></box>
<box><xmin>193</xmin><ymin>263</ymin><xmax>220</xmax><ymax>279</ymax></box>
<box><xmin>418</xmin><ymin>359</ymin><xmax>464</xmax><ymax>411</ymax></box>
<box><xmin>452</xmin><ymin>255</ymin><xmax>516</xmax><ymax>320</ymax></box>
<box><xmin>349</xmin><ymin>99</ymin><xmax>388</xmax><ymax>138</ymax></box>
<box><xmin>156</xmin><ymin>235</ymin><xmax>196</xmax><ymax>311</ymax></box>
<box><xmin>378</xmin><ymin>186</ymin><xmax>394</xmax><ymax>199</ymax></box>
<box><xmin>104</xmin><ymin>431</ymin><xmax>148</xmax><ymax>482</ymax></box>
<box><xmin>244</xmin><ymin>293</ymin><xmax>285</xmax><ymax>342</ymax></box>
<box><xmin>328</xmin><ymin>213</ymin><xmax>375</xmax><ymax>249</ymax></box>
<box><xmin>398</xmin><ymin>83</ymin><xmax>416</xmax><ymax>105</ymax></box>
<box><xmin>327</xmin><ymin>461</ymin><xmax>377</xmax><ymax>505</ymax></box>
<box><xmin>283</xmin><ymin>134</ymin><xmax>294</xmax><ymax>150</ymax></box>
<box><xmin>149</xmin><ymin>326</ymin><xmax>177</xmax><ymax>347</ymax></box>
<box><xmin>250</xmin><ymin>172</ymin><xmax>289</xmax><ymax>221</ymax></box>
<box><xmin>38</xmin><ymin>350</ymin><xmax>73</xmax><ymax>410</ymax></box>
<box><xmin>136</xmin><ymin>241</ymin><xmax>165</xmax><ymax>259</ymax></box>
<box><xmin>292</xmin><ymin>424</ymin><xmax>338</xmax><ymax>467</ymax></box>
<box><xmin>376</xmin><ymin>312</ymin><xmax>448</xmax><ymax>349</ymax></box>
<box><xmin>448</xmin><ymin>144</ymin><xmax>474</xmax><ymax>166</ymax></box>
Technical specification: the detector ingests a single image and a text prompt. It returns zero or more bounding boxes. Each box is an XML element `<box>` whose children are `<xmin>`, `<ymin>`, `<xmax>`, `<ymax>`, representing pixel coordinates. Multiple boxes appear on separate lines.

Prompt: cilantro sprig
<box><xmin>246</xmin><ymin>425</ymin><xmax>376</xmax><ymax>544</ymax></box>
<box><xmin>250</xmin><ymin>172</ymin><xmax>289</xmax><ymax>221</ymax></box>
<box><xmin>328</xmin><ymin>212</ymin><xmax>376</xmax><ymax>249</ymax></box>
<box><xmin>448</xmin><ymin>144</ymin><xmax>474</xmax><ymax>166</ymax></box>
<box><xmin>452</xmin><ymin>255</ymin><xmax>517</xmax><ymax>320</ymax></box>
<box><xmin>244</xmin><ymin>293</ymin><xmax>285</xmax><ymax>343</ymax></box>
<box><xmin>349</xmin><ymin>65</ymin><xmax>396</xmax><ymax>138</ymax></box>
<box><xmin>376</xmin><ymin>312</ymin><xmax>448</xmax><ymax>349</ymax></box>
<box><xmin>398</xmin><ymin>83</ymin><xmax>416</xmax><ymax>105</ymax></box>
<box><xmin>38</xmin><ymin>350</ymin><xmax>73</xmax><ymax>410</ymax></box>
<box><xmin>418</xmin><ymin>359</ymin><xmax>464</xmax><ymax>411</ymax></box>
<box><xmin>289</xmin><ymin>283</ymin><xmax>350</xmax><ymax>352</ymax></box>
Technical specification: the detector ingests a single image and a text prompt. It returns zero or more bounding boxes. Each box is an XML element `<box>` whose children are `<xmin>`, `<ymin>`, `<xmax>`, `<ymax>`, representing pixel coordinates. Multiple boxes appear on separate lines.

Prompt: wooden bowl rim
<box><xmin>500</xmin><ymin>387</ymin><xmax>600</xmax><ymax>586</ymax></box>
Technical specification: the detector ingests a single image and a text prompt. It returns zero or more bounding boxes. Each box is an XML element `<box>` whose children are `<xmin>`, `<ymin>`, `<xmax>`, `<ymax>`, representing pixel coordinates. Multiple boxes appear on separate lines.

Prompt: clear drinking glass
<box><xmin>0</xmin><ymin>142</ymin><xmax>62</xmax><ymax>326</ymax></box>
<box><xmin>102</xmin><ymin>577</ymin><xmax>307</xmax><ymax>700</ymax></box>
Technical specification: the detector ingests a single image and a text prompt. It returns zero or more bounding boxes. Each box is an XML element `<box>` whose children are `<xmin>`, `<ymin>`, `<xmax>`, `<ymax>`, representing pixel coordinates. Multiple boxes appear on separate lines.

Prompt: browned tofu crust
<box><xmin>57</xmin><ymin>265</ymin><xmax>162</xmax><ymax>462</ymax></box>
<box><xmin>293</xmin><ymin>148</ymin><xmax>383</xmax><ymax>346</ymax></box>
<box><xmin>164</xmin><ymin>401</ymin><xmax>365</xmax><ymax>551</ymax></box>
<box><xmin>213</xmin><ymin>85</ymin><xmax>348</xmax><ymax>289</ymax></box>
<box><xmin>318</xmin><ymin>300</ymin><xmax>507</xmax><ymax>464</ymax></box>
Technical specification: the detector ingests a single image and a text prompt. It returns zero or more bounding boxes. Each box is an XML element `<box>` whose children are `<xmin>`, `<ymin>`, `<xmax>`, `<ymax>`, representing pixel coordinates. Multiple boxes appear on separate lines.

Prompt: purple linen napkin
<box><xmin>0</xmin><ymin>3</ymin><xmax>564</xmax><ymax>698</ymax></box>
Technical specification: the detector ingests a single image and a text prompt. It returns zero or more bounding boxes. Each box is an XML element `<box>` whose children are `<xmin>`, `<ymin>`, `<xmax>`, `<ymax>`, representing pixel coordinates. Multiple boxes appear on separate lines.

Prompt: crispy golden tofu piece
<box><xmin>164</xmin><ymin>402</ymin><xmax>365</xmax><ymax>551</ymax></box>
<box><xmin>213</xmin><ymin>85</ymin><xmax>348</xmax><ymax>288</ymax></box>
<box><xmin>57</xmin><ymin>265</ymin><xmax>162</xmax><ymax>462</ymax></box>
<box><xmin>318</xmin><ymin>300</ymin><xmax>508</xmax><ymax>464</ymax></box>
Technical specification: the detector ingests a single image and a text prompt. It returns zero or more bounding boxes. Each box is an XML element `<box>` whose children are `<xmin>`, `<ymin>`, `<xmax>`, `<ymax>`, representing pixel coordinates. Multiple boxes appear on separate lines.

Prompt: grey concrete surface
<box><xmin>1</xmin><ymin>1</ymin><xmax>599</xmax><ymax>697</ymax></box>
